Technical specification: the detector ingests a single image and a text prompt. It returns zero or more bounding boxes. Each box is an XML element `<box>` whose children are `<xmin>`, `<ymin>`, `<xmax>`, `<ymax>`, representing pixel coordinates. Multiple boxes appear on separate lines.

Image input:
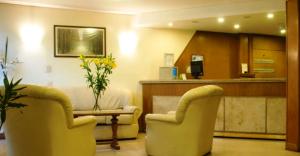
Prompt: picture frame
<box><xmin>164</xmin><ymin>53</ymin><xmax>174</xmax><ymax>67</ymax></box>
<box><xmin>191</xmin><ymin>54</ymin><xmax>203</xmax><ymax>62</ymax></box>
<box><xmin>54</xmin><ymin>25</ymin><xmax>106</xmax><ymax>57</ymax></box>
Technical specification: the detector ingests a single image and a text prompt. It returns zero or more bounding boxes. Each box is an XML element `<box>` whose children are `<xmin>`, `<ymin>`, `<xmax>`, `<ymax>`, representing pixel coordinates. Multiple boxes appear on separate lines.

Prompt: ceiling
<box><xmin>0</xmin><ymin>0</ymin><xmax>286</xmax><ymax>35</ymax></box>
<box><xmin>152</xmin><ymin>11</ymin><xmax>286</xmax><ymax>36</ymax></box>
<box><xmin>0</xmin><ymin>0</ymin><xmax>283</xmax><ymax>14</ymax></box>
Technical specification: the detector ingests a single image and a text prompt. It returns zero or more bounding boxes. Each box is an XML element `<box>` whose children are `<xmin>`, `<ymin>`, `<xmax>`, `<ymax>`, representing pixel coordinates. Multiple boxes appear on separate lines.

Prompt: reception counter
<box><xmin>139</xmin><ymin>78</ymin><xmax>286</xmax><ymax>139</ymax></box>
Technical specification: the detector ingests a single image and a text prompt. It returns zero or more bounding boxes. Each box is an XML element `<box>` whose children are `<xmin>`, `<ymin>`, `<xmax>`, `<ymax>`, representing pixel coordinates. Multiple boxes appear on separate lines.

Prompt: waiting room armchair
<box><xmin>145</xmin><ymin>85</ymin><xmax>224</xmax><ymax>156</ymax></box>
<box><xmin>3</xmin><ymin>85</ymin><xmax>97</xmax><ymax>156</ymax></box>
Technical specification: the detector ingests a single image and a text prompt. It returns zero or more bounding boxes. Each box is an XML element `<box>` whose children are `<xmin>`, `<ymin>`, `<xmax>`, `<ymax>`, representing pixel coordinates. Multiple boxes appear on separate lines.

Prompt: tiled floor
<box><xmin>1</xmin><ymin>134</ymin><xmax>300</xmax><ymax>156</ymax></box>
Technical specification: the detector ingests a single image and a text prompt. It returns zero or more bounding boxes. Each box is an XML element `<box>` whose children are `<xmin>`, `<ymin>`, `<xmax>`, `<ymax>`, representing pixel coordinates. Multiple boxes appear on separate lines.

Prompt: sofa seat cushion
<box><xmin>105</xmin><ymin>114</ymin><xmax>134</xmax><ymax>125</ymax></box>
<box><xmin>99</xmin><ymin>88</ymin><xmax>132</xmax><ymax>110</ymax></box>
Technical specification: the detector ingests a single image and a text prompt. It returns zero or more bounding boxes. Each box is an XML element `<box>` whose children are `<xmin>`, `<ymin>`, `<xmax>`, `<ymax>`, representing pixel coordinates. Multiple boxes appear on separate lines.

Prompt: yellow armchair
<box><xmin>145</xmin><ymin>85</ymin><xmax>224</xmax><ymax>156</ymax></box>
<box><xmin>3</xmin><ymin>85</ymin><xmax>97</xmax><ymax>156</ymax></box>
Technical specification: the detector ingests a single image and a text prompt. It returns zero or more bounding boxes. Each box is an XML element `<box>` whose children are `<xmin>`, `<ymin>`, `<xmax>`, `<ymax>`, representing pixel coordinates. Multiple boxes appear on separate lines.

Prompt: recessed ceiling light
<box><xmin>234</xmin><ymin>24</ymin><xmax>240</xmax><ymax>29</ymax></box>
<box><xmin>280</xmin><ymin>29</ymin><xmax>286</xmax><ymax>34</ymax></box>
<box><xmin>217</xmin><ymin>17</ymin><xmax>225</xmax><ymax>23</ymax></box>
<box><xmin>267</xmin><ymin>13</ymin><xmax>274</xmax><ymax>19</ymax></box>
<box><xmin>168</xmin><ymin>22</ymin><xmax>173</xmax><ymax>27</ymax></box>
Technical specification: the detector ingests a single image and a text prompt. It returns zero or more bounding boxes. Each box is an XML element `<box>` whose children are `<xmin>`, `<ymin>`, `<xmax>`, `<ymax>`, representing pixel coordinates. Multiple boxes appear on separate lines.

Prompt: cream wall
<box><xmin>0</xmin><ymin>3</ymin><xmax>194</xmax><ymax>108</ymax></box>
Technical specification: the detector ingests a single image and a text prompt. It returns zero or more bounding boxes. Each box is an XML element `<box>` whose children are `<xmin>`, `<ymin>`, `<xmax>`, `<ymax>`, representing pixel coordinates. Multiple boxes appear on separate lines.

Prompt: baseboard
<box><xmin>286</xmin><ymin>143</ymin><xmax>300</xmax><ymax>151</ymax></box>
<box><xmin>0</xmin><ymin>133</ymin><xmax>5</xmax><ymax>140</ymax></box>
<box><xmin>214</xmin><ymin>132</ymin><xmax>286</xmax><ymax>140</ymax></box>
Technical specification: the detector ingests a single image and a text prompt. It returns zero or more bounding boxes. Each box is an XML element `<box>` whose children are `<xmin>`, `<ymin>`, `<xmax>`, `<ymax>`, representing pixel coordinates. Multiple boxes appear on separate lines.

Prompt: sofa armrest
<box><xmin>167</xmin><ymin>111</ymin><xmax>176</xmax><ymax>115</ymax></box>
<box><xmin>123</xmin><ymin>105</ymin><xmax>137</xmax><ymax>112</ymax></box>
<box><xmin>146</xmin><ymin>114</ymin><xmax>177</xmax><ymax>123</ymax></box>
<box><xmin>123</xmin><ymin>105</ymin><xmax>142</xmax><ymax>124</ymax></box>
<box><xmin>72</xmin><ymin>116</ymin><xmax>97</xmax><ymax>128</ymax></box>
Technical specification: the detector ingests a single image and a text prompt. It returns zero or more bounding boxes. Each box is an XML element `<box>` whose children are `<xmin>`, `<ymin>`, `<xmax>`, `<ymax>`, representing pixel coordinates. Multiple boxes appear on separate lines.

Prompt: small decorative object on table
<box><xmin>0</xmin><ymin>37</ymin><xmax>26</xmax><ymax>130</ymax></box>
<box><xmin>79</xmin><ymin>54</ymin><xmax>116</xmax><ymax>110</ymax></box>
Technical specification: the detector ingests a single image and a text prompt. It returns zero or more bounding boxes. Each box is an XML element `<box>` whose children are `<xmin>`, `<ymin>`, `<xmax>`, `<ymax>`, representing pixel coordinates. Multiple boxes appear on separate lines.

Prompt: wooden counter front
<box><xmin>139</xmin><ymin>78</ymin><xmax>286</xmax><ymax>132</ymax></box>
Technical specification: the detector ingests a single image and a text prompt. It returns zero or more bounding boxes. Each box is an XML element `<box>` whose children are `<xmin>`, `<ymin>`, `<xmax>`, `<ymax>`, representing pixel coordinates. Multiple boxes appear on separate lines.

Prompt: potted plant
<box><xmin>0</xmin><ymin>37</ymin><xmax>26</xmax><ymax>130</ymax></box>
<box><xmin>0</xmin><ymin>72</ymin><xmax>26</xmax><ymax>129</ymax></box>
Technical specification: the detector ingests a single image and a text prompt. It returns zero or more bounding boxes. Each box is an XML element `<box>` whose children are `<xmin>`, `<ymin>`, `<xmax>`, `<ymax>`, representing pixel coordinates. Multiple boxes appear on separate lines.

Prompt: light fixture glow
<box><xmin>217</xmin><ymin>17</ymin><xmax>225</xmax><ymax>23</ymax></box>
<box><xmin>267</xmin><ymin>13</ymin><xmax>274</xmax><ymax>19</ymax></box>
<box><xmin>168</xmin><ymin>22</ymin><xmax>173</xmax><ymax>27</ymax></box>
<box><xmin>20</xmin><ymin>23</ymin><xmax>44</xmax><ymax>51</ymax></box>
<box><xmin>118</xmin><ymin>31</ymin><xmax>138</xmax><ymax>56</ymax></box>
<box><xmin>234</xmin><ymin>24</ymin><xmax>240</xmax><ymax>29</ymax></box>
<box><xmin>280</xmin><ymin>29</ymin><xmax>286</xmax><ymax>34</ymax></box>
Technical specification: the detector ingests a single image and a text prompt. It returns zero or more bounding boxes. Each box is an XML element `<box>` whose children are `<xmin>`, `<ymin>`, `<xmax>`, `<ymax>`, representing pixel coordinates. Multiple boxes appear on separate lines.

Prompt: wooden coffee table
<box><xmin>73</xmin><ymin>110</ymin><xmax>133</xmax><ymax>150</ymax></box>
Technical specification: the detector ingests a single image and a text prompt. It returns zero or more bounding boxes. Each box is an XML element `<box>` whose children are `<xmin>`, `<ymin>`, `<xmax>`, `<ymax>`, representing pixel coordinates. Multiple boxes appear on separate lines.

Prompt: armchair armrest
<box><xmin>146</xmin><ymin>114</ymin><xmax>177</xmax><ymax>123</ymax></box>
<box><xmin>72</xmin><ymin>116</ymin><xmax>97</xmax><ymax>128</ymax></box>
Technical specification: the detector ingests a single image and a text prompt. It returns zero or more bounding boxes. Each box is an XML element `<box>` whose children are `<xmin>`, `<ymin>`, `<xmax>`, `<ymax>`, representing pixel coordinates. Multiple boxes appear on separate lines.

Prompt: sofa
<box><xmin>58</xmin><ymin>86</ymin><xmax>141</xmax><ymax>140</ymax></box>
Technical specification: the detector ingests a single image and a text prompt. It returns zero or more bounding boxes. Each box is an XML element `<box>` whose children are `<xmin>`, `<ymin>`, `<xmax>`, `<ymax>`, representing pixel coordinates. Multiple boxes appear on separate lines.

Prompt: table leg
<box><xmin>110</xmin><ymin>115</ymin><xmax>120</xmax><ymax>150</ymax></box>
<box><xmin>0</xmin><ymin>133</ymin><xmax>5</xmax><ymax>140</ymax></box>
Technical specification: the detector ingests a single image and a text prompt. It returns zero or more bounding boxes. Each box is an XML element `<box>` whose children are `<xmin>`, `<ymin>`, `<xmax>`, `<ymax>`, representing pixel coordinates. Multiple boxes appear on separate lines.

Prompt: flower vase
<box><xmin>92</xmin><ymin>93</ymin><xmax>101</xmax><ymax>111</ymax></box>
<box><xmin>93</xmin><ymin>101</ymin><xmax>101</xmax><ymax>111</ymax></box>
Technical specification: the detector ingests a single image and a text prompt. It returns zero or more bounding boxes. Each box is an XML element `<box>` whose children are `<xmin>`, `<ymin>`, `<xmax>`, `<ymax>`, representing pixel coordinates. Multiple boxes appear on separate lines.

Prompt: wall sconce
<box><xmin>19</xmin><ymin>23</ymin><xmax>44</xmax><ymax>50</ymax></box>
<box><xmin>118</xmin><ymin>31</ymin><xmax>138</xmax><ymax>56</ymax></box>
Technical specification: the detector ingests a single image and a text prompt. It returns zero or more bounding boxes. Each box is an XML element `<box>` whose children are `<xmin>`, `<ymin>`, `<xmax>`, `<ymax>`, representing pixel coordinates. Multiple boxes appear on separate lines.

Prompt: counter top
<box><xmin>140</xmin><ymin>78</ymin><xmax>286</xmax><ymax>84</ymax></box>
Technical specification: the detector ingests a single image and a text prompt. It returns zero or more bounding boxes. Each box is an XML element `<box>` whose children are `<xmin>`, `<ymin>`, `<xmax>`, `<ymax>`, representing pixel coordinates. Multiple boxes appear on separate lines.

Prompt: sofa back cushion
<box><xmin>58</xmin><ymin>86</ymin><xmax>94</xmax><ymax>110</ymax></box>
<box><xmin>99</xmin><ymin>88</ymin><xmax>132</xmax><ymax>110</ymax></box>
<box><xmin>57</xmin><ymin>86</ymin><xmax>132</xmax><ymax>110</ymax></box>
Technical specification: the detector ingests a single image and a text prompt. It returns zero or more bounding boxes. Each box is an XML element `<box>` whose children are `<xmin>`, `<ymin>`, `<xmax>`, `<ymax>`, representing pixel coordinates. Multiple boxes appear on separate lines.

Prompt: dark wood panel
<box><xmin>139</xmin><ymin>82</ymin><xmax>286</xmax><ymax>132</ymax></box>
<box><xmin>175</xmin><ymin>31</ymin><xmax>239</xmax><ymax>79</ymax></box>
<box><xmin>175</xmin><ymin>31</ymin><xmax>286</xmax><ymax>79</ymax></box>
<box><xmin>142</xmin><ymin>83</ymin><xmax>285</xmax><ymax>97</ymax></box>
<box><xmin>252</xmin><ymin>35</ymin><xmax>287</xmax><ymax>78</ymax></box>
<box><xmin>249</xmin><ymin>35</ymin><xmax>254</xmax><ymax>74</ymax></box>
<box><xmin>175</xmin><ymin>32</ymin><xmax>200</xmax><ymax>79</ymax></box>
<box><xmin>286</xmin><ymin>0</ymin><xmax>300</xmax><ymax>151</ymax></box>
<box><xmin>253</xmin><ymin>35</ymin><xmax>286</xmax><ymax>51</ymax></box>
<box><xmin>253</xmin><ymin>49</ymin><xmax>287</xmax><ymax>78</ymax></box>
<box><xmin>238</xmin><ymin>34</ymin><xmax>250</xmax><ymax>74</ymax></box>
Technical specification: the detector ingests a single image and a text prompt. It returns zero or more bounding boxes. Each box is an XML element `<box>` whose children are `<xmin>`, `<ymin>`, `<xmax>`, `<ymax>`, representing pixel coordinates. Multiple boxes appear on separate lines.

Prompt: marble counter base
<box><xmin>152</xmin><ymin>95</ymin><xmax>286</xmax><ymax>138</ymax></box>
<box><xmin>225</xmin><ymin>97</ymin><xmax>266</xmax><ymax>133</ymax></box>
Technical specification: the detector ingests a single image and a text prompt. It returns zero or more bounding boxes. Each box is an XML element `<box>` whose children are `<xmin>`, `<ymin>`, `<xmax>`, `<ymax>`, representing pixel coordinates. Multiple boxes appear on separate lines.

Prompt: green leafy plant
<box><xmin>0</xmin><ymin>72</ymin><xmax>26</xmax><ymax>129</ymax></box>
<box><xmin>0</xmin><ymin>37</ymin><xmax>26</xmax><ymax>130</ymax></box>
<box><xmin>79</xmin><ymin>54</ymin><xmax>116</xmax><ymax>110</ymax></box>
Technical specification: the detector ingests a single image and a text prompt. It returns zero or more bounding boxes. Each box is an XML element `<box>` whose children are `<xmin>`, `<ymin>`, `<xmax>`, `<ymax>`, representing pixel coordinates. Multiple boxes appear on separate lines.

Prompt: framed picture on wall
<box><xmin>54</xmin><ymin>25</ymin><xmax>106</xmax><ymax>57</ymax></box>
